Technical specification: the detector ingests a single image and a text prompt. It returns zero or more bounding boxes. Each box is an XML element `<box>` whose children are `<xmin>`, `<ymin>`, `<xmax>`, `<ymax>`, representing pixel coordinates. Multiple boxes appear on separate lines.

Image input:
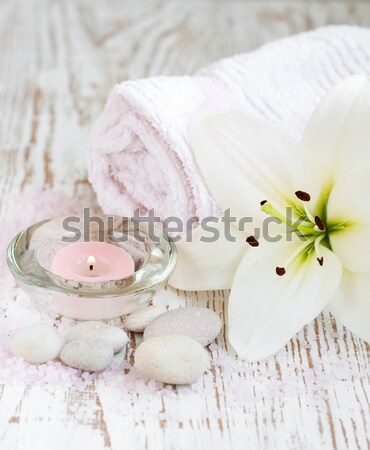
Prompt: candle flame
<box><xmin>87</xmin><ymin>255</ymin><xmax>96</xmax><ymax>265</ymax></box>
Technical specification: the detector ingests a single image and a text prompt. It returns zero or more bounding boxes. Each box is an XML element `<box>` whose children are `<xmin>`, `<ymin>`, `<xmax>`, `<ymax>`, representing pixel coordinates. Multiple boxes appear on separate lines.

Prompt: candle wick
<box><xmin>87</xmin><ymin>255</ymin><xmax>96</xmax><ymax>273</ymax></box>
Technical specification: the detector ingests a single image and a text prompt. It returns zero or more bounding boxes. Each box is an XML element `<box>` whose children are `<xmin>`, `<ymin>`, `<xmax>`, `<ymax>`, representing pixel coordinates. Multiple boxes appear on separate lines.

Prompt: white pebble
<box><xmin>123</xmin><ymin>306</ymin><xmax>166</xmax><ymax>333</ymax></box>
<box><xmin>66</xmin><ymin>321</ymin><xmax>128</xmax><ymax>353</ymax></box>
<box><xmin>11</xmin><ymin>323</ymin><xmax>64</xmax><ymax>364</ymax></box>
<box><xmin>66</xmin><ymin>321</ymin><xmax>107</xmax><ymax>340</ymax></box>
<box><xmin>143</xmin><ymin>307</ymin><xmax>222</xmax><ymax>346</ymax></box>
<box><xmin>135</xmin><ymin>335</ymin><xmax>208</xmax><ymax>384</ymax></box>
<box><xmin>60</xmin><ymin>339</ymin><xmax>114</xmax><ymax>372</ymax></box>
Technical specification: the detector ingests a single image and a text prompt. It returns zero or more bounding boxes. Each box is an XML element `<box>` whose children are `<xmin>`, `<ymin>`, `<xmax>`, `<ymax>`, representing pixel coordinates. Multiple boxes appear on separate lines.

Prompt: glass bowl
<box><xmin>7</xmin><ymin>214</ymin><xmax>177</xmax><ymax>320</ymax></box>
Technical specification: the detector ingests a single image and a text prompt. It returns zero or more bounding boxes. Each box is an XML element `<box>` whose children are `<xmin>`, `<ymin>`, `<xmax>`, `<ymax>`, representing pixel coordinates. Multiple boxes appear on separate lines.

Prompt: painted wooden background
<box><xmin>0</xmin><ymin>1</ymin><xmax>370</xmax><ymax>449</ymax></box>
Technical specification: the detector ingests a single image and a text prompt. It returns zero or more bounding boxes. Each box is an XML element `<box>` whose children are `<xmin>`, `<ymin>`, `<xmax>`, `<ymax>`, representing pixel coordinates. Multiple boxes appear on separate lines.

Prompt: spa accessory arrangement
<box><xmin>10</xmin><ymin>306</ymin><xmax>221</xmax><ymax>384</ymax></box>
<box><xmin>3</xmin><ymin>25</ymin><xmax>370</xmax><ymax>391</ymax></box>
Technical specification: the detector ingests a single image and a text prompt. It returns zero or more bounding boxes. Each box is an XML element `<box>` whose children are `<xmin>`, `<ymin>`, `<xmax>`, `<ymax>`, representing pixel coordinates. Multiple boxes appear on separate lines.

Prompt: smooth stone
<box><xmin>60</xmin><ymin>339</ymin><xmax>114</xmax><ymax>372</ymax></box>
<box><xmin>66</xmin><ymin>321</ymin><xmax>107</xmax><ymax>340</ymax></box>
<box><xmin>66</xmin><ymin>321</ymin><xmax>128</xmax><ymax>353</ymax></box>
<box><xmin>123</xmin><ymin>306</ymin><xmax>167</xmax><ymax>333</ymax></box>
<box><xmin>143</xmin><ymin>307</ymin><xmax>222</xmax><ymax>346</ymax></box>
<box><xmin>11</xmin><ymin>323</ymin><xmax>64</xmax><ymax>364</ymax></box>
<box><xmin>135</xmin><ymin>335</ymin><xmax>207</xmax><ymax>384</ymax></box>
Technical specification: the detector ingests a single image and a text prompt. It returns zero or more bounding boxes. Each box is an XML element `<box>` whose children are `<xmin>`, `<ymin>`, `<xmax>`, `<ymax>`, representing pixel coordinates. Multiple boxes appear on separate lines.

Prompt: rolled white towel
<box><xmin>88</xmin><ymin>25</ymin><xmax>370</xmax><ymax>221</ymax></box>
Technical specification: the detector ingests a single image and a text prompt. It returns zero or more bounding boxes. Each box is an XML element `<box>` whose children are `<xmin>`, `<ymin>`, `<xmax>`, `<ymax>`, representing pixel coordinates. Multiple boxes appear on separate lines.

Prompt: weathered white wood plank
<box><xmin>0</xmin><ymin>1</ymin><xmax>369</xmax><ymax>449</ymax></box>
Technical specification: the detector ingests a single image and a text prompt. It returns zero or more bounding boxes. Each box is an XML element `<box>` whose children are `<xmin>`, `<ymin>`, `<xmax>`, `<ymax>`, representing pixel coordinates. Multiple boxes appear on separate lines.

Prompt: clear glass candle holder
<box><xmin>6</xmin><ymin>215</ymin><xmax>177</xmax><ymax>320</ymax></box>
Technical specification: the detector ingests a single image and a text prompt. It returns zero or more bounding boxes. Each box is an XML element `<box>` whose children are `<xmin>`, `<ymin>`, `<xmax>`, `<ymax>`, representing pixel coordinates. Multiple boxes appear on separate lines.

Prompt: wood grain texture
<box><xmin>0</xmin><ymin>1</ymin><xmax>370</xmax><ymax>449</ymax></box>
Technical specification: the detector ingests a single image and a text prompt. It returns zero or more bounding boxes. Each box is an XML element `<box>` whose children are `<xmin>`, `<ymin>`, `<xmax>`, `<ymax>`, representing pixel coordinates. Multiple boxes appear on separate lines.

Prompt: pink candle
<box><xmin>51</xmin><ymin>242</ymin><xmax>135</xmax><ymax>282</ymax></box>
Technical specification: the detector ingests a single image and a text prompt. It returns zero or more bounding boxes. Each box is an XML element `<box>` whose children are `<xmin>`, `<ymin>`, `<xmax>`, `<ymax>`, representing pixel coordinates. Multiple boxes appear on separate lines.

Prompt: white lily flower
<box><xmin>169</xmin><ymin>75</ymin><xmax>370</xmax><ymax>362</ymax></box>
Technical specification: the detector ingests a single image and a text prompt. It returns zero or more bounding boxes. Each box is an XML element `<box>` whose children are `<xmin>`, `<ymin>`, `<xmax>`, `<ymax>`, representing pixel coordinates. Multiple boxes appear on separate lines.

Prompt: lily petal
<box><xmin>327</xmin><ymin>168</ymin><xmax>370</xmax><ymax>272</ymax></box>
<box><xmin>190</xmin><ymin>112</ymin><xmax>304</xmax><ymax>222</ymax></box>
<box><xmin>228</xmin><ymin>238</ymin><xmax>342</xmax><ymax>361</ymax></box>
<box><xmin>328</xmin><ymin>270</ymin><xmax>370</xmax><ymax>343</ymax></box>
<box><xmin>302</xmin><ymin>75</ymin><xmax>370</xmax><ymax>185</ymax></box>
<box><xmin>328</xmin><ymin>223</ymin><xmax>370</xmax><ymax>273</ymax></box>
<box><xmin>169</xmin><ymin>220</ymin><xmax>246</xmax><ymax>291</ymax></box>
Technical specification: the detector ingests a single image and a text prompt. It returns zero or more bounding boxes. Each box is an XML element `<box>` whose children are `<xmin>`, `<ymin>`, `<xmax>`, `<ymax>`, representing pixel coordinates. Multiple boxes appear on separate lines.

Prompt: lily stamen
<box><xmin>246</xmin><ymin>236</ymin><xmax>259</xmax><ymax>247</ymax></box>
<box><xmin>314</xmin><ymin>216</ymin><xmax>325</xmax><ymax>231</ymax></box>
<box><xmin>303</xmin><ymin>202</ymin><xmax>316</xmax><ymax>224</ymax></box>
<box><xmin>317</xmin><ymin>257</ymin><xmax>324</xmax><ymax>266</ymax></box>
<box><xmin>276</xmin><ymin>267</ymin><xmax>286</xmax><ymax>276</ymax></box>
<box><xmin>314</xmin><ymin>234</ymin><xmax>326</xmax><ymax>265</ymax></box>
<box><xmin>295</xmin><ymin>191</ymin><xmax>311</xmax><ymax>202</ymax></box>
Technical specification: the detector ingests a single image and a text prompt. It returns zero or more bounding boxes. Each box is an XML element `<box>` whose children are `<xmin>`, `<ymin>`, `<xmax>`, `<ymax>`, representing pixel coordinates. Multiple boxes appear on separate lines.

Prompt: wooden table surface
<box><xmin>1</xmin><ymin>1</ymin><xmax>370</xmax><ymax>449</ymax></box>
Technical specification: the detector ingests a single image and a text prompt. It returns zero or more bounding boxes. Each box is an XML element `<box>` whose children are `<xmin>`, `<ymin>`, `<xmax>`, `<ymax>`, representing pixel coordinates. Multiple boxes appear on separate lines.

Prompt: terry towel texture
<box><xmin>88</xmin><ymin>26</ymin><xmax>370</xmax><ymax>221</ymax></box>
